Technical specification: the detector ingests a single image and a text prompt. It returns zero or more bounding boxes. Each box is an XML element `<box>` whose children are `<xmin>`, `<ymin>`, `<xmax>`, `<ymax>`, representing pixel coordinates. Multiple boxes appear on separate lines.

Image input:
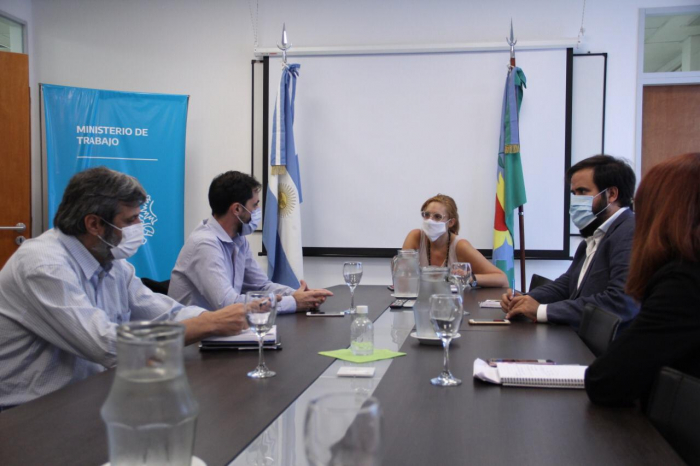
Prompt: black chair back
<box><xmin>141</xmin><ymin>278</ymin><xmax>170</xmax><ymax>295</ymax></box>
<box><xmin>577</xmin><ymin>303</ymin><xmax>621</xmax><ymax>357</ymax></box>
<box><xmin>528</xmin><ymin>274</ymin><xmax>553</xmax><ymax>292</ymax></box>
<box><xmin>647</xmin><ymin>367</ymin><xmax>700</xmax><ymax>466</ymax></box>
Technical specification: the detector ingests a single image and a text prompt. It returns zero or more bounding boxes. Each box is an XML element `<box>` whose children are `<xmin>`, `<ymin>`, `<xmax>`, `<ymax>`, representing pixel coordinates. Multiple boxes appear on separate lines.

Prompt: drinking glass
<box><xmin>343</xmin><ymin>262</ymin><xmax>363</xmax><ymax>314</ymax></box>
<box><xmin>429</xmin><ymin>294</ymin><xmax>464</xmax><ymax>387</ymax></box>
<box><xmin>449</xmin><ymin>262</ymin><xmax>472</xmax><ymax>315</ymax></box>
<box><xmin>245</xmin><ymin>291</ymin><xmax>278</xmax><ymax>379</ymax></box>
<box><xmin>305</xmin><ymin>393</ymin><xmax>382</xmax><ymax>466</ymax></box>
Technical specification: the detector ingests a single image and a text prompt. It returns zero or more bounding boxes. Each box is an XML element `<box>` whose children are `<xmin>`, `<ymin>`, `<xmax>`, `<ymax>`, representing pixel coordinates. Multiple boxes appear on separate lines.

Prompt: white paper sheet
<box><xmin>203</xmin><ymin>326</ymin><xmax>277</xmax><ymax>344</ymax></box>
<box><xmin>473</xmin><ymin>358</ymin><xmax>501</xmax><ymax>384</ymax></box>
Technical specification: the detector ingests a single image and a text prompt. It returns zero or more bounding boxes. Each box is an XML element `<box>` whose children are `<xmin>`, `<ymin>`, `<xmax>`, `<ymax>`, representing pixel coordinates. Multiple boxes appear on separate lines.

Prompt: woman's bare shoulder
<box><xmin>455</xmin><ymin>236</ymin><xmax>475</xmax><ymax>251</ymax></box>
<box><xmin>403</xmin><ymin>229</ymin><xmax>422</xmax><ymax>248</ymax></box>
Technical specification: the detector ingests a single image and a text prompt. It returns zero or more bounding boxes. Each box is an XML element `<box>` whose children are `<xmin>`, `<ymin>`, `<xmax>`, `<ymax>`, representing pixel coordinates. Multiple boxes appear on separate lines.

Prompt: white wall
<box><xmin>31</xmin><ymin>0</ymin><xmax>254</xmax><ymax>238</ymax></box>
<box><xmin>24</xmin><ymin>0</ymin><xmax>699</xmax><ymax>291</ymax></box>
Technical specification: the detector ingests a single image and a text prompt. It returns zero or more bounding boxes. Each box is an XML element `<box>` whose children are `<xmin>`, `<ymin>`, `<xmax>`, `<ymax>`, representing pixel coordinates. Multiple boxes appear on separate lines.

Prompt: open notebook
<box><xmin>473</xmin><ymin>358</ymin><xmax>587</xmax><ymax>389</ymax></box>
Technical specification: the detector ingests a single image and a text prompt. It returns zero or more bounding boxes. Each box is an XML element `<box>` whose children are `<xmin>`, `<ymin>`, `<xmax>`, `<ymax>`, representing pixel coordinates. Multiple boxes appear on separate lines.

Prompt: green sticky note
<box><xmin>318</xmin><ymin>348</ymin><xmax>406</xmax><ymax>364</ymax></box>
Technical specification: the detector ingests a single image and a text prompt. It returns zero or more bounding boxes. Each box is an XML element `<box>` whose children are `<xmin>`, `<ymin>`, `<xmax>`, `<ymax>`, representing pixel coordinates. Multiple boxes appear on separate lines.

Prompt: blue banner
<box><xmin>43</xmin><ymin>84</ymin><xmax>188</xmax><ymax>281</ymax></box>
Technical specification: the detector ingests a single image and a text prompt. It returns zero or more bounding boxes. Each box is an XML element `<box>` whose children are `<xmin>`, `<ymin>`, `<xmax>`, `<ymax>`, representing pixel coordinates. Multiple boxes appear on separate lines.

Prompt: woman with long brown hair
<box><xmin>402</xmin><ymin>194</ymin><xmax>508</xmax><ymax>288</ymax></box>
<box><xmin>585</xmin><ymin>152</ymin><xmax>700</xmax><ymax>406</ymax></box>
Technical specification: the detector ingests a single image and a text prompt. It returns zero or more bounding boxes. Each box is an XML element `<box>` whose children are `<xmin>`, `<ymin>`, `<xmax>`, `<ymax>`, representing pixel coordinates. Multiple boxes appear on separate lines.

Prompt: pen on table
<box><xmin>238</xmin><ymin>345</ymin><xmax>282</xmax><ymax>351</ymax></box>
<box><xmin>488</xmin><ymin>359</ymin><xmax>556</xmax><ymax>366</ymax></box>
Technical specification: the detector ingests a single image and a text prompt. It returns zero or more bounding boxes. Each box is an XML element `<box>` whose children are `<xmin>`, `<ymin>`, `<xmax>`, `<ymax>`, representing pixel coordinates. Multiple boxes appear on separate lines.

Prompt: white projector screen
<box><xmin>265</xmin><ymin>48</ymin><xmax>571</xmax><ymax>257</ymax></box>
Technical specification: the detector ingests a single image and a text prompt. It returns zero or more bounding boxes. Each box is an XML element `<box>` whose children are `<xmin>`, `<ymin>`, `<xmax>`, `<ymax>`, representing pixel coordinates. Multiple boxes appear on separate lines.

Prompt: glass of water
<box><xmin>245</xmin><ymin>291</ymin><xmax>278</xmax><ymax>379</ymax></box>
<box><xmin>343</xmin><ymin>262</ymin><xmax>363</xmax><ymax>314</ymax></box>
<box><xmin>305</xmin><ymin>393</ymin><xmax>382</xmax><ymax>466</ymax></box>
<box><xmin>449</xmin><ymin>262</ymin><xmax>472</xmax><ymax>315</ymax></box>
<box><xmin>429</xmin><ymin>294</ymin><xmax>463</xmax><ymax>387</ymax></box>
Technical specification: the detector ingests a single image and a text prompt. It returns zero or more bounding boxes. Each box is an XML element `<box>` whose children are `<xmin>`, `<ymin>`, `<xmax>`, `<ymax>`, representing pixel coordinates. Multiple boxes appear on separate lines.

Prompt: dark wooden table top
<box><xmin>0</xmin><ymin>285</ymin><xmax>393</xmax><ymax>466</ymax></box>
<box><xmin>371</xmin><ymin>287</ymin><xmax>684</xmax><ymax>465</ymax></box>
<box><xmin>0</xmin><ymin>285</ymin><xmax>683</xmax><ymax>465</ymax></box>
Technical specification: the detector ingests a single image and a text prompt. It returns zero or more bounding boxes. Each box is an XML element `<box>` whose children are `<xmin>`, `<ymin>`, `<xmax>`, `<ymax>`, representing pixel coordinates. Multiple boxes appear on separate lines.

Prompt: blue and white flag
<box><xmin>42</xmin><ymin>84</ymin><xmax>188</xmax><ymax>281</ymax></box>
<box><xmin>263</xmin><ymin>64</ymin><xmax>303</xmax><ymax>288</ymax></box>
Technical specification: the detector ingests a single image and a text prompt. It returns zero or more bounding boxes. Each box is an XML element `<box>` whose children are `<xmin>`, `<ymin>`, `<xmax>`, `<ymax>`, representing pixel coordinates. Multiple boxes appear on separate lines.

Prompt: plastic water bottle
<box><xmin>351</xmin><ymin>305</ymin><xmax>374</xmax><ymax>356</ymax></box>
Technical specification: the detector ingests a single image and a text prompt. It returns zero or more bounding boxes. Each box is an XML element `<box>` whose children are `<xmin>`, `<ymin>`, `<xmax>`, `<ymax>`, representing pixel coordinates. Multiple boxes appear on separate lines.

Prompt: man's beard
<box><xmin>235</xmin><ymin>212</ymin><xmax>250</xmax><ymax>236</ymax></box>
<box><xmin>579</xmin><ymin>196</ymin><xmax>611</xmax><ymax>238</ymax></box>
<box><xmin>91</xmin><ymin>228</ymin><xmax>119</xmax><ymax>262</ymax></box>
<box><xmin>580</xmin><ymin>217</ymin><xmax>605</xmax><ymax>238</ymax></box>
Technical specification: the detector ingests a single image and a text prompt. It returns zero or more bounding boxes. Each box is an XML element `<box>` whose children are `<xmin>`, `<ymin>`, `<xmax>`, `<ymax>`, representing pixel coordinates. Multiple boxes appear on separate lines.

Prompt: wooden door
<box><xmin>642</xmin><ymin>84</ymin><xmax>700</xmax><ymax>178</ymax></box>
<box><xmin>0</xmin><ymin>52</ymin><xmax>31</xmax><ymax>267</ymax></box>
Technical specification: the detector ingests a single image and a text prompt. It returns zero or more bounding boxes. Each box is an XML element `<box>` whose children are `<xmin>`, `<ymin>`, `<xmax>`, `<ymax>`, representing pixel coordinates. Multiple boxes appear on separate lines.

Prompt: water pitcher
<box><xmin>101</xmin><ymin>322</ymin><xmax>199</xmax><ymax>466</ymax></box>
<box><xmin>391</xmin><ymin>249</ymin><xmax>420</xmax><ymax>298</ymax></box>
<box><xmin>413</xmin><ymin>267</ymin><xmax>451</xmax><ymax>338</ymax></box>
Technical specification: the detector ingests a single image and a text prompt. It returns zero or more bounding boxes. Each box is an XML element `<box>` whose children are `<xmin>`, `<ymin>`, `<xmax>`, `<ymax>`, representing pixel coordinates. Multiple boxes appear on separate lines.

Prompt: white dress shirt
<box><xmin>169</xmin><ymin>217</ymin><xmax>297</xmax><ymax>313</ymax></box>
<box><xmin>537</xmin><ymin>207</ymin><xmax>629</xmax><ymax>323</ymax></box>
<box><xmin>0</xmin><ymin>229</ymin><xmax>205</xmax><ymax>407</ymax></box>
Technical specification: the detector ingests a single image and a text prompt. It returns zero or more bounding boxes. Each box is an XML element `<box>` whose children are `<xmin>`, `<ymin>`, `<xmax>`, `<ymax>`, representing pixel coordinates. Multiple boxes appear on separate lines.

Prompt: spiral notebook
<box><xmin>497</xmin><ymin>363</ymin><xmax>586</xmax><ymax>389</ymax></box>
<box><xmin>473</xmin><ymin>358</ymin><xmax>587</xmax><ymax>389</ymax></box>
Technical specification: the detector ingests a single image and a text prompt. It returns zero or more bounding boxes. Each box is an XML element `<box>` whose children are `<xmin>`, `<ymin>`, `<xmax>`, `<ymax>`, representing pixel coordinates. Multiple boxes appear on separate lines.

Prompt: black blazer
<box><xmin>528</xmin><ymin>209</ymin><xmax>639</xmax><ymax>330</ymax></box>
<box><xmin>585</xmin><ymin>261</ymin><xmax>700</xmax><ymax>407</ymax></box>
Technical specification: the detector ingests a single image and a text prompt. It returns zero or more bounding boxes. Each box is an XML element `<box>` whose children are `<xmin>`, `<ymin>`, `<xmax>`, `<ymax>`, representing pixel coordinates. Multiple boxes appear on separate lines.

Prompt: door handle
<box><xmin>0</xmin><ymin>223</ymin><xmax>26</xmax><ymax>232</ymax></box>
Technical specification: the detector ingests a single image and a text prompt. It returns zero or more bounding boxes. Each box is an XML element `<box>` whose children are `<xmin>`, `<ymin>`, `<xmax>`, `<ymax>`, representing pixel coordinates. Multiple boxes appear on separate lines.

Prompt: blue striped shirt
<box><xmin>0</xmin><ymin>229</ymin><xmax>205</xmax><ymax>407</ymax></box>
<box><xmin>169</xmin><ymin>217</ymin><xmax>297</xmax><ymax>313</ymax></box>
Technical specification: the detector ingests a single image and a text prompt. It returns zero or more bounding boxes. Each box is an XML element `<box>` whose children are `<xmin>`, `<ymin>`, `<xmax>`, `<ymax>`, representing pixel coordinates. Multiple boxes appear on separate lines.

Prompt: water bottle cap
<box><xmin>355</xmin><ymin>305</ymin><xmax>369</xmax><ymax>314</ymax></box>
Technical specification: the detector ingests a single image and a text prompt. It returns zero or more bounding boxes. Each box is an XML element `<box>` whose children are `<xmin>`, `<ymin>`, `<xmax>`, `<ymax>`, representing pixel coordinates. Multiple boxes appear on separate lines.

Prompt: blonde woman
<box><xmin>402</xmin><ymin>194</ymin><xmax>508</xmax><ymax>288</ymax></box>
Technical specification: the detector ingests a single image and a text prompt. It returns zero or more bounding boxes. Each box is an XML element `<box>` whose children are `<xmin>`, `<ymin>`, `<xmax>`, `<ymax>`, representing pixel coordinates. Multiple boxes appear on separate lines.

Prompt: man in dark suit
<box><xmin>500</xmin><ymin>155</ymin><xmax>639</xmax><ymax>330</ymax></box>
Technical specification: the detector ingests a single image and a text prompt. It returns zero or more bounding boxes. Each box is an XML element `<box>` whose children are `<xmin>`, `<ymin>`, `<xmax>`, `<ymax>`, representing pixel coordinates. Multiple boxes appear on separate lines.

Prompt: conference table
<box><xmin>0</xmin><ymin>285</ymin><xmax>683</xmax><ymax>465</ymax></box>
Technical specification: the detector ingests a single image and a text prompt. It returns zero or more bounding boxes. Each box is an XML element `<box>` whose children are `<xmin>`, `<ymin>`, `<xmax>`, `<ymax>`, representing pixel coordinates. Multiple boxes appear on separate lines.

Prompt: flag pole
<box><xmin>278</xmin><ymin>23</ymin><xmax>291</xmax><ymax>67</ymax></box>
<box><xmin>507</xmin><ymin>20</ymin><xmax>527</xmax><ymax>292</ymax></box>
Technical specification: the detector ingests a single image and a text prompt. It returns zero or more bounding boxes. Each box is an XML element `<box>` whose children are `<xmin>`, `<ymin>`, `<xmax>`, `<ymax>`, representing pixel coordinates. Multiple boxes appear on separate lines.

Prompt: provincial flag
<box><xmin>492</xmin><ymin>67</ymin><xmax>527</xmax><ymax>289</ymax></box>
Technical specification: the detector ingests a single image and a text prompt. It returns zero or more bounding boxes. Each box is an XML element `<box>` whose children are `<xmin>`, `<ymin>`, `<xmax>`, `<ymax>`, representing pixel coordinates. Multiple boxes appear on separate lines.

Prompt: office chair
<box><xmin>529</xmin><ymin>274</ymin><xmax>553</xmax><ymax>292</ymax></box>
<box><xmin>577</xmin><ymin>303</ymin><xmax>621</xmax><ymax>357</ymax></box>
<box><xmin>647</xmin><ymin>367</ymin><xmax>700</xmax><ymax>466</ymax></box>
<box><xmin>141</xmin><ymin>278</ymin><xmax>170</xmax><ymax>295</ymax></box>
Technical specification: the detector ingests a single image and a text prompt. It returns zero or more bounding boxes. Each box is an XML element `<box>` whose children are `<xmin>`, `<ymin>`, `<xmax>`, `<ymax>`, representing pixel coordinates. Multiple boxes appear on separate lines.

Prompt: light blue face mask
<box><xmin>569</xmin><ymin>189</ymin><xmax>609</xmax><ymax>230</ymax></box>
<box><xmin>236</xmin><ymin>204</ymin><xmax>262</xmax><ymax>236</ymax></box>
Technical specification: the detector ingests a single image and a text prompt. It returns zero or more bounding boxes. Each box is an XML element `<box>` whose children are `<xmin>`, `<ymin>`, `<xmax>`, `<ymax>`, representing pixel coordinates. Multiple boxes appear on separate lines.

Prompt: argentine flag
<box><xmin>263</xmin><ymin>63</ymin><xmax>303</xmax><ymax>288</ymax></box>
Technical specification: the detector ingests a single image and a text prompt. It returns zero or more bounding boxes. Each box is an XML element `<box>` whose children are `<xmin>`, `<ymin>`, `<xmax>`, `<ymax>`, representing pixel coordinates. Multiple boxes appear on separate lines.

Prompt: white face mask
<box><xmin>99</xmin><ymin>220</ymin><xmax>145</xmax><ymax>260</ymax></box>
<box><xmin>237</xmin><ymin>205</ymin><xmax>262</xmax><ymax>236</ymax></box>
<box><xmin>422</xmin><ymin>219</ymin><xmax>448</xmax><ymax>242</ymax></box>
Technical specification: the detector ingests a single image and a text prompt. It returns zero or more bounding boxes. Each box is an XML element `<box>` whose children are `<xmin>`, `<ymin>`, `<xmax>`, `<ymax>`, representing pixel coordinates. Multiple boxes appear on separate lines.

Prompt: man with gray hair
<box><xmin>0</xmin><ymin>167</ymin><xmax>247</xmax><ymax>409</ymax></box>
